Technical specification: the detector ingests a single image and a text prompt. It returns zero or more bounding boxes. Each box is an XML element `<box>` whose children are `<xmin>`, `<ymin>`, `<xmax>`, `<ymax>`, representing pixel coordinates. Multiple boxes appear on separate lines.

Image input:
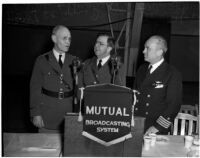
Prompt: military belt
<box><xmin>42</xmin><ymin>87</ymin><xmax>74</xmax><ymax>99</ymax></box>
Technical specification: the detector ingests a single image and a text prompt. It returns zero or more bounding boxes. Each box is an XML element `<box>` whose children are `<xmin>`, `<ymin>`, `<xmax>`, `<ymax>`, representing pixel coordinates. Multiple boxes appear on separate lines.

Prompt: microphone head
<box><xmin>111</xmin><ymin>55</ymin><xmax>121</xmax><ymax>66</ymax></box>
<box><xmin>73</xmin><ymin>57</ymin><xmax>81</xmax><ymax>67</ymax></box>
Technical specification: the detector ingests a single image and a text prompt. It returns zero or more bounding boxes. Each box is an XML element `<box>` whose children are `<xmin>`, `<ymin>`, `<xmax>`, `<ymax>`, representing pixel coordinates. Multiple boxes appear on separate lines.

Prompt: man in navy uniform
<box><xmin>134</xmin><ymin>35</ymin><xmax>182</xmax><ymax>135</ymax></box>
<box><xmin>30</xmin><ymin>25</ymin><xmax>76</xmax><ymax>133</ymax></box>
<box><xmin>79</xmin><ymin>34</ymin><xmax>125</xmax><ymax>87</ymax></box>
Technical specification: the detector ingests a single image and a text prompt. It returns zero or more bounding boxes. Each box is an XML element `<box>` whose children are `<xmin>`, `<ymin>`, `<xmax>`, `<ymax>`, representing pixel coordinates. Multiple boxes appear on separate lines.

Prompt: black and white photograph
<box><xmin>2</xmin><ymin>1</ymin><xmax>199</xmax><ymax>157</ymax></box>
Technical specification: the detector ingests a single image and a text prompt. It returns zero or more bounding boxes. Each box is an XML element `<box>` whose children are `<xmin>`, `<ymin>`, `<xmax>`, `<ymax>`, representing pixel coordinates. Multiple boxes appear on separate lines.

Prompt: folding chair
<box><xmin>180</xmin><ymin>104</ymin><xmax>199</xmax><ymax>134</ymax></box>
<box><xmin>180</xmin><ymin>104</ymin><xmax>199</xmax><ymax>116</ymax></box>
<box><xmin>173</xmin><ymin>113</ymin><xmax>198</xmax><ymax>135</ymax></box>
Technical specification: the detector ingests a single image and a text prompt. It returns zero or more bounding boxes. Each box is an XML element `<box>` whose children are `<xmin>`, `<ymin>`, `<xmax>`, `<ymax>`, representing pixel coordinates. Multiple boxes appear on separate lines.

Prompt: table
<box><xmin>142</xmin><ymin>135</ymin><xmax>188</xmax><ymax>157</ymax></box>
<box><xmin>3</xmin><ymin>133</ymin><xmax>62</xmax><ymax>157</ymax></box>
<box><xmin>3</xmin><ymin>133</ymin><xmax>188</xmax><ymax>157</ymax></box>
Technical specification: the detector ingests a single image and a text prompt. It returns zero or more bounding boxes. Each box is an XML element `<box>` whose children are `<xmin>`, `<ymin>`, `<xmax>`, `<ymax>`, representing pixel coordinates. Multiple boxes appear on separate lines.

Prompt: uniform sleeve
<box><xmin>116</xmin><ymin>63</ymin><xmax>126</xmax><ymax>86</ymax></box>
<box><xmin>154</xmin><ymin>69</ymin><xmax>182</xmax><ymax>132</ymax></box>
<box><xmin>30</xmin><ymin>57</ymin><xmax>43</xmax><ymax>117</ymax></box>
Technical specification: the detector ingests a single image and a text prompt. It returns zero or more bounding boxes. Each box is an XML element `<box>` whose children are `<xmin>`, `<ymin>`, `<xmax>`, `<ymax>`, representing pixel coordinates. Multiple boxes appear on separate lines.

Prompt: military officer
<box><xmin>134</xmin><ymin>35</ymin><xmax>182</xmax><ymax>135</ymax></box>
<box><xmin>30</xmin><ymin>25</ymin><xmax>77</xmax><ymax>132</ymax></box>
<box><xmin>79</xmin><ymin>34</ymin><xmax>125</xmax><ymax>87</ymax></box>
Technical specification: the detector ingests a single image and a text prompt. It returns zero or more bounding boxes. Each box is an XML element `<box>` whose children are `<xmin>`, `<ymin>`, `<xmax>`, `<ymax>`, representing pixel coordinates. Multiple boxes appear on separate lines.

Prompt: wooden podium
<box><xmin>64</xmin><ymin>114</ymin><xmax>145</xmax><ymax>157</ymax></box>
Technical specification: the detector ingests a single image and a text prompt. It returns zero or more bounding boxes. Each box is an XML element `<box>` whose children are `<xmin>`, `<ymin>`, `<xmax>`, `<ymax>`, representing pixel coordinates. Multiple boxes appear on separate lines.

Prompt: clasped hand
<box><xmin>32</xmin><ymin>115</ymin><xmax>44</xmax><ymax>128</ymax></box>
<box><xmin>145</xmin><ymin>126</ymin><xmax>159</xmax><ymax>136</ymax></box>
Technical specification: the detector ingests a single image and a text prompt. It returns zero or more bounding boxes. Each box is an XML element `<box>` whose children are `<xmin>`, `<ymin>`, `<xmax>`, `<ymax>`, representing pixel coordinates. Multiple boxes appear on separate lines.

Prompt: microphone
<box><xmin>72</xmin><ymin>57</ymin><xmax>81</xmax><ymax>75</ymax></box>
<box><xmin>110</xmin><ymin>55</ymin><xmax>121</xmax><ymax>70</ymax></box>
<box><xmin>72</xmin><ymin>57</ymin><xmax>81</xmax><ymax>106</ymax></box>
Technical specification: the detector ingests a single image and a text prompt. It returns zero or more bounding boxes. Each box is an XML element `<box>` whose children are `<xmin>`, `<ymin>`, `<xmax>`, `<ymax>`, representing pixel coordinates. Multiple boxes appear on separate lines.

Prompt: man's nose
<box><xmin>66</xmin><ymin>40</ymin><xmax>70</xmax><ymax>44</ymax></box>
<box><xmin>95</xmin><ymin>43</ymin><xmax>100</xmax><ymax>49</ymax></box>
<box><xmin>95</xmin><ymin>42</ymin><xmax>100</xmax><ymax>46</ymax></box>
<box><xmin>143</xmin><ymin>48</ymin><xmax>147</xmax><ymax>54</ymax></box>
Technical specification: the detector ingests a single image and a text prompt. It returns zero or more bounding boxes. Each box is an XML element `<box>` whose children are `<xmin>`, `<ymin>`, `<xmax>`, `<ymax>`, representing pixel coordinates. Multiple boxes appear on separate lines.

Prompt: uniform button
<box><xmin>94</xmin><ymin>81</ymin><xmax>97</xmax><ymax>84</ymax></box>
<box><xmin>145</xmin><ymin>112</ymin><xmax>148</xmax><ymax>115</ymax></box>
<box><xmin>60</xmin><ymin>88</ymin><xmax>63</xmax><ymax>91</ymax></box>
<box><xmin>65</xmin><ymin>85</ymin><xmax>69</xmax><ymax>88</ymax></box>
<box><xmin>135</xmin><ymin>108</ymin><xmax>138</xmax><ymax>111</ymax></box>
<box><xmin>146</xmin><ymin>103</ymin><xmax>149</xmax><ymax>106</ymax></box>
<box><xmin>48</xmin><ymin>72</ymin><xmax>51</xmax><ymax>75</ymax></box>
<box><xmin>147</xmin><ymin>94</ymin><xmax>151</xmax><ymax>98</ymax></box>
<box><xmin>60</xmin><ymin>81</ymin><xmax>63</xmax><ymax>84</ymax></box>
<box><xmin>136</xmin><ymin>99</ymin><xmax>139</xmax><ymax>103</ymax></box>
<box><xmin>167</xmin><ymin>117</ymin><xmax>170</xmax><ymax>120</ymax></box>
<box><xmin>60</xmin><ymin>74</ymin><xmax>64</xmax><ymax>77</ymax></box>
<box><xmin>96</xmin><ymin>75</ymin><xmax>98</xmax><ymax>78</ymax></box>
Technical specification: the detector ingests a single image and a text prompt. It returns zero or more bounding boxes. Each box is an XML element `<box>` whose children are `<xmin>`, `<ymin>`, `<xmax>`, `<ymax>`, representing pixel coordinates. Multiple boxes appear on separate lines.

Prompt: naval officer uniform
<box><xmin>134</xmin><ymin>59</ymin><xmax>182</xmax><ymax>134</ymax></box>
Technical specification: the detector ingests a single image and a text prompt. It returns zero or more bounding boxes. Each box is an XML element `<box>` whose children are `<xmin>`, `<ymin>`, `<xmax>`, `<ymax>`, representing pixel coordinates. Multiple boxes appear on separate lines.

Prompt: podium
<box><xmin>64</xmin><ymin>84</ymin><xmax>145</xmax><ymax>156</ymax></box>
<box><xmin>64</xmin><ymin>114</ymin><xmax>145</xmax><ymax>157</ymax></box>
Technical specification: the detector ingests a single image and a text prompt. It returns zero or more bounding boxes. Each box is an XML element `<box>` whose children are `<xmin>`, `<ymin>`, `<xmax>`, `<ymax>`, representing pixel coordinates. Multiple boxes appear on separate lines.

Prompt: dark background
<box><xmin>2</xmin><ymin>2</ymin><xmax>199</xmax><ymax>132</ymax></box>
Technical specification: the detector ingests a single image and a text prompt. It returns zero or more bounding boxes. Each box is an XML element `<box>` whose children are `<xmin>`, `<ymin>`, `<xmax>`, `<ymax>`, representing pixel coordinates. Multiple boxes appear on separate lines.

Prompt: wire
<box><xmin>69</xmin><ymin>17</ymin><xmax>133</xmax><ymax>29</ymax></box>
<box><xmin>5</xmin><ymin>17</ymin><xmax>133</xmax><ymax>30</ymax></box>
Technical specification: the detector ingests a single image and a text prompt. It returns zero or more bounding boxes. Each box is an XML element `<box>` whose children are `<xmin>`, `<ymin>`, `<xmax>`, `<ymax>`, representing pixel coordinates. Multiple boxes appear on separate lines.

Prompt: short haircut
<box><xmin>97</xmin><ymin>34</ymin><xmax>115</xmax><ymax>49</ymax></box>
<box><xmin>150</xmin><ymin>35</ymin><xmax>168</xmax><ymax>53</ymax></box>
<box><xmin>52</xmin><ymin>25</ymin><xmax>68</xmax><ymax>35</ymax></box>
<box><xmin>107</xmin><ymin>36</ymin><xmax>115</xmax><ymax>49</ymax></box>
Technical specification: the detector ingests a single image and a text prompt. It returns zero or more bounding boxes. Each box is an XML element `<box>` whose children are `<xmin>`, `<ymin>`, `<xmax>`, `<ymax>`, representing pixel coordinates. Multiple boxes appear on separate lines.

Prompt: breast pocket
<box><xmin>43</xmin><ymin>70</ymin><xmax>59</xmax><ymax>87</ymax></box>
<box><xmin>152</xmin><ymin>85</ymin><xmax>167</xmax><ymax>100</ymax></box>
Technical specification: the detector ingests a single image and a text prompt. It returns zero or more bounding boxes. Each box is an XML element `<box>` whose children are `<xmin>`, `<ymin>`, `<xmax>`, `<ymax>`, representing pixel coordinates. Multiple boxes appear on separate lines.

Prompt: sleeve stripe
<box><xmin>158</xmin><ymin>116</ymin><xmax>171</xmax><ymax>125</ymax></box>
<box><xmin>156</xmin><ymin>116</ymin><xmax>172</xmax><ymax>129</ymax></box>
<box><xmin>156</xmin><ymin>119</ymin><xmax>170</xmax><ymax>128</ymax></box>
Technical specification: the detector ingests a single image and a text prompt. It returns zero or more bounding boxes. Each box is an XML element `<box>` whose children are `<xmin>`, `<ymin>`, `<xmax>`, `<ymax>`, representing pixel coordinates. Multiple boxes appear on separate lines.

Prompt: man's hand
<box><xmin>32</xmin><ymin>115</ymin><xmax>44</xmax><ymax>128</ymax></box>
<box><xmin>145</xmin><ymin>126</ymin><xmax>159</xmax><ymax>136</ymax></box>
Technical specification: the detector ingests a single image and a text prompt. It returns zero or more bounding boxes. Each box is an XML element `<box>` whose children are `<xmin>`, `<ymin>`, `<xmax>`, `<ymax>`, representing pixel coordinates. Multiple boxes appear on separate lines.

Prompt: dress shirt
<box><xmin>53</xmin><ymin>49</ymin><xmax>65</xmax><ymax>63</ymax></box>
<box><xmin>149</xmin><ymin>58</ymin><xmax>164</xmax><ymax>74</ymax></box>
<box><xmin>97</xmin><ymin>55</ymin><xmax>110</xmax><ymax>66</ymax></box>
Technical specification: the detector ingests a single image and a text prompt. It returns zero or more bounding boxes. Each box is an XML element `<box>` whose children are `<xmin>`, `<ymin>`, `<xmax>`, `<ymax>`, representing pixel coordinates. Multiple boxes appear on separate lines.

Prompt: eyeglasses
<box><xmin>95</xmin><ymin>41</ymin><xmax>108</xmax><ymax>47</ymax></box>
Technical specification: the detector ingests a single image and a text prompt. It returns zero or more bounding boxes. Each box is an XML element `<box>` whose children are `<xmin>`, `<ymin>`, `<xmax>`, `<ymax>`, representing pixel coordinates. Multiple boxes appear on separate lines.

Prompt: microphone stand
<box><xmin>72</xmin><ymin>58</ymin><xmax>80</xmax><ymax>112</ymax></box>
<box><xmin>112</xmin><ymin>64</ymin><xmax>116</xmax><ymax>84</ymax></box>
<box><xmin>111</xmin><ymin>56</ymin><xmax>119</xmax><ymax>84</ymax></box>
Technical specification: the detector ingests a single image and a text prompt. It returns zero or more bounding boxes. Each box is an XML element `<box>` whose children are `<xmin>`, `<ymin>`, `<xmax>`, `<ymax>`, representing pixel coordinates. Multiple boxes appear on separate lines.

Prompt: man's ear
<box><xmin>51</xmin><ymin>34</ymin><xmax>56</xmax><ymax>43</ymax></box>
<box><xmin>107</xmin><ymin>46</ymin><xmax>112</xmax><ymax>53</ymax></box>
<box><xmin>157</xmin><ymin>49</ymin><xmax>164</xmax><ymax>56</ymax></box>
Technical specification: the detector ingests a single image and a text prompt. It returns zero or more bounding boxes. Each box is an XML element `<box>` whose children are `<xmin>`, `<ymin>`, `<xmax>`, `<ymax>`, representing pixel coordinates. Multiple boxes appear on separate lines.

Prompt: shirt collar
<box><xmin>150</xmin><ymin>58</ymin><xmax>164</xmax><ymax>73</ymax></box>
<box><xmin>97</xmin><ymin>55</ymin><xmax>110</xmax><ymax>66</ymax></box>
<box><xmin>53</xmin><ymin>49</ymin><xmax>65</xmax><ymax>62</ymax></box>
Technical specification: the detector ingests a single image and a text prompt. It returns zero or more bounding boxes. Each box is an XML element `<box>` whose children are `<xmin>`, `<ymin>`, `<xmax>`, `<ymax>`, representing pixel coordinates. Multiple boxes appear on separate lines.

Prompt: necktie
<box><xmin>97</xmin><ymin>59</ymin><xmax>102</xmax><ymax>69</ymax></box>
<box><xmin>147</xmin><ymin>65</ymin><xmax>152</xmax><ymax>75</ymax></box>
<box><xmin>59</xmin><ymin>54</ymin><xmax>63</xmax><ymax>68</ymax></box>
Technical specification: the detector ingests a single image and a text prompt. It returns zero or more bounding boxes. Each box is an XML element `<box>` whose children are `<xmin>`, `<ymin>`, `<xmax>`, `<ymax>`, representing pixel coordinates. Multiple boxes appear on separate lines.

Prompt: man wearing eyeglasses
<box><xmin>79</xmin><ymin>34</ymin><xmax>125</xmax><ymax>87</ymax></box>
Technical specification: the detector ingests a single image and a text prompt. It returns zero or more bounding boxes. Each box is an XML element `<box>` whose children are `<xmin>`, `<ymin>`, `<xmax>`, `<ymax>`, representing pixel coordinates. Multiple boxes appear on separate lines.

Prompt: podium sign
<box><xmin>82</xmin><ymin>84</ymin><xmax>133</xmax><ymax>146</ymax></box>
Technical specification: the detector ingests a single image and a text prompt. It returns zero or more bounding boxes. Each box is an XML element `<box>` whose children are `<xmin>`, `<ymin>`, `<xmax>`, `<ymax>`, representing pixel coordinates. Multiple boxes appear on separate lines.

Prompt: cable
<box><xmin>70</xmin><ymin>17</ymin><xmax>133</xmax><ymax>29</ymax></box>
<box><xmin>5</xmin><ymin>17</ymin><xmax>133</xmax><ymax>30</ymax></box>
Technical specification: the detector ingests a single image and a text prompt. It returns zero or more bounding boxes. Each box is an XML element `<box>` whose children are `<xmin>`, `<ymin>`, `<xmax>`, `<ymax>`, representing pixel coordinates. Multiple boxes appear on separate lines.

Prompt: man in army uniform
<box><xmin>30</xmin><ymin>25</ymin><xmax>77</xmax><ymax>132</ymax></box>
<box><xmin>134</xmin><ymin>35</ymin><xmax>182</xmax><ymax>135</ymax></box>
<box><xmin>79</xmin><ymin>34</ymin><xmax>125</xmax><ymax>87</ymax></box>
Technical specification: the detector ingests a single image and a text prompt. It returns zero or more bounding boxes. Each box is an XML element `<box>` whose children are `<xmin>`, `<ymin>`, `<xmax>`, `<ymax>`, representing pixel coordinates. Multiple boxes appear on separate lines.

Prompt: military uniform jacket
<box><xmin>30</xmin><ymin>51</ymin><xmax>76</xmax><ymax>130</ymax></box>
<box><xmin>134</xmin><ymin>61</ymin><xmax>182</xmax><ymax>133</ymax></box>
<box><xmin>79</xmin><ymin>56</ymin><xmax>126</xmax><ymax>87</ymax></box>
